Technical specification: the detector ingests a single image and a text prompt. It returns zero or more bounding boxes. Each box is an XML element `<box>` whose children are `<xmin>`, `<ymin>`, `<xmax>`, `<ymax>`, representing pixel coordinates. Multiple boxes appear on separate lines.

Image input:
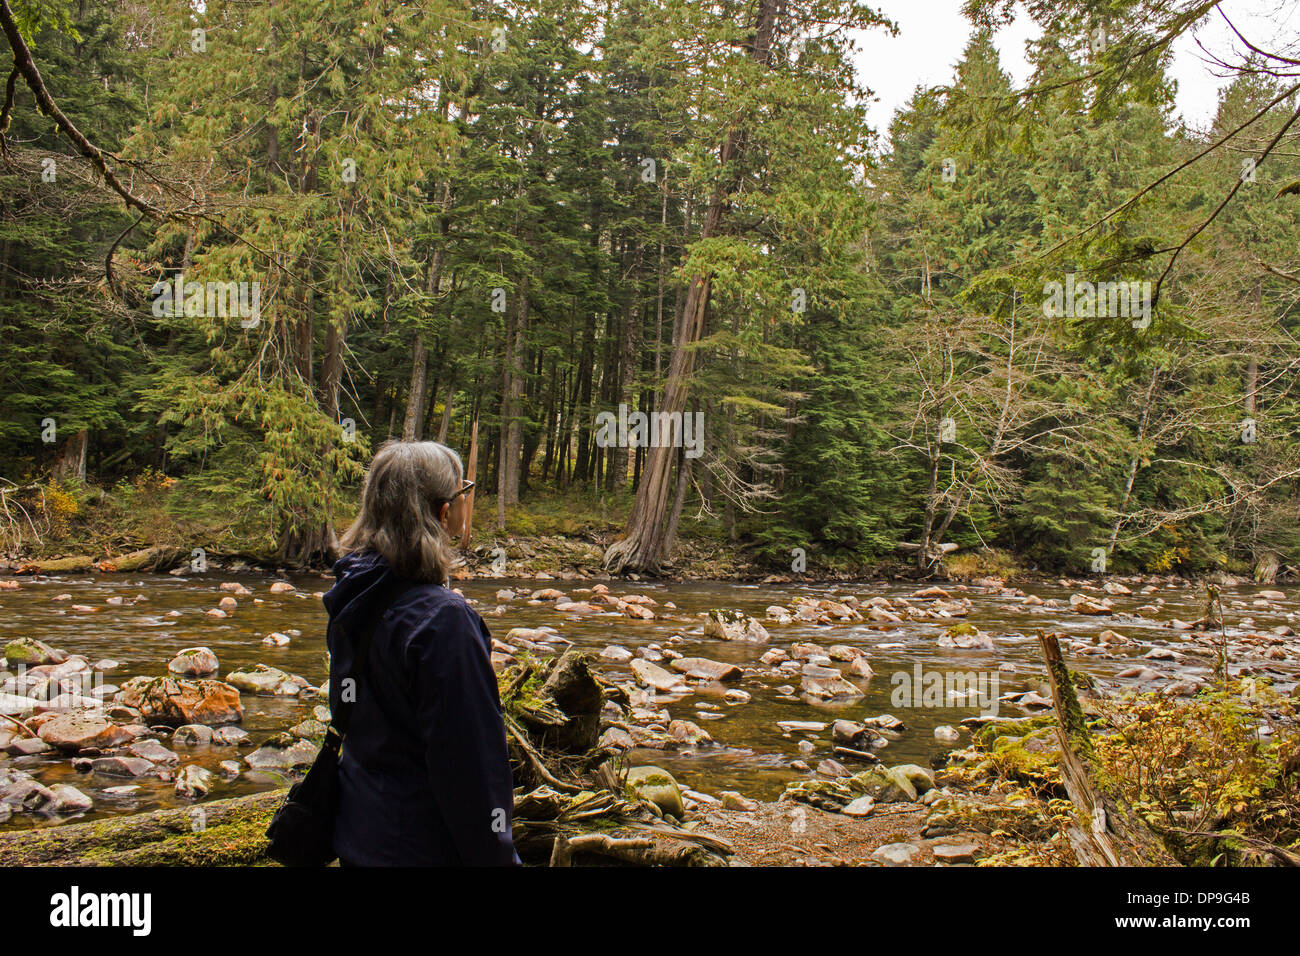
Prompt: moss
<box><xmin>0</xmin><ymin>790</ymin><xmax>283</xmax><ymax>866</ymax></box>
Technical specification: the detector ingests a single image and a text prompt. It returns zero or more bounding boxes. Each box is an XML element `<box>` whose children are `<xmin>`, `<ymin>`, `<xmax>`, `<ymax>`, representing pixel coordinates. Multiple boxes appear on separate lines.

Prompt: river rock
<box><xmin>119</xmin><ymin>676</ymin><xmax>243</xmax><ymax>726</ymax></box>
<box><xmin>262</xmin><ymin>632</ymin><xmax>291</xmax><ymax>647</ymax></box>
<box><xmin>90</xmin><ymin>756</ymin><xmax>156</xmax><ymax>777</ymax></box>
<box><xmin>0</xmin><ymin>692</ymin><xmax>38</xmax><ymax>717</ymax></box>
<box><xmin>891</xmin><ymin>764</ymin><xmax>935</xmax><ymax>794</ymax></box>
<box><xmin>172</xmin><ymin>724</ymin><xmax>214</xmax><ymax>745</ymax></box>
<box><xmin>213</xmin><ymin>724</ymin><xmax>252</xmax><ymax>746</ymax></box>
<box><xmin>862</xmin><ymin>714</ymin><xmax>905</xmax><ymax>731</ymax></box>
<box><xmin>1</xmin><ymin>778</ymin><xmax>55</xmax><ymax>811</ymax></box>
<box><xmin>4</xmin><ymin>638</ymin><xmax>64</xmax><ymax>666</ymax></box>
<box><xmin>599</xmin><ymin>645</ymin><xmax>633</xmax><ymax>663</ymax></box>
<box><xmin>669</xmin><ymin>657</ymin><xmax>742</xmax><ymax>682</ymax></box>
<box><xmin>6</xmin><ymin>736</ymin><xmax>51</xmax><ymax>756</ymax></box>
<box><xmin>244</xmin><ymin>733</ymin><xmax>319</xmax><ymax>769</ymax></box>
<box><xmin>48</xmin><ymin>784</ymin><xmax>93</xmax><ymax>814</ymax></box>
<box><xmin>630</xmin><ymin>659</ymin><xmax>688</xmax><ymax>693</ymax></box>
<box><xmin>224</xmin><ymin>664</ymin><xmax>298</xmax><ymax>696</ymax></box>
<box><xmin>933</xmin><ymin>842</ymin><xmax>982</xmax><ymax>864</ymax></box>
<box><xmin>175</xmin><ymin>764</ymin><xmax>215</xmax><ymax>798</ymax></box>
<box><xmin>832</xmin><ymin>719</ymin><xmax>873</xmax><ymax>749</ymax></box>
<box><xmin>702</xmin><ymin>610</ymin><xmax>770</xmax><ymax>643</ymax></box>
<box><xmin>777</xmin><ymin>720</ymin><xmax>826</xmax><ymax>733</ymax></box>
<box><xmin>625</xmin><ymin>765</ymin><xmax>685</xmax><ymax>819</ymax></box>
<box><xmin>167</xmin><ymin>646</ymin><xmax>220</xmax><ymax>677</ymax></box>
<box><xmin>288</xmin><ymin>719</ymin><xmax>327</xmax><ymax>742</ymax></box>
<box><xmin>37</xmin><ymin>713</ymin><xmax>134</xmax><ymax>752</ymax></box>
<box><xmin>128</xmin><ymin>738</ymin><xmax>179</xmax><ymax>765</ymax></box>
<box><xmin>872</xmin><ymin>842</ymin><xmax>920</xmax><ymax>866</ymax></box>
<box><xmin>934</xmin><ymin>725</ymin><xmax>960</xmax><ymax>742</ymax></box>
<box><xmin>720</xmin><ymin>790</ymin><xmax>758</xmax><ymax>812</ymax></box>
<box><xmin>800</xmin><ymin>664</ymin><xmax>863</xmax><ymax>700</ymax></box>
<box><xmin>837</xmin><ymin>794</ymin><xmax>873</xmax><ymax>817</ymax></box>
<box><xmin>667</xmin><ymin>719</ymin><xmax>712</xmax><ymax>746</ymax></box>
<box><xmin>269</xmin><ymin>581</ymin><xmax>296</xmax><ymax>593</ymax></box>
<box><xmin>599</xmin><ymin>726</ymin><xmax>635</xmax><ymax>749</ymax></box>
<box><xmin>850</xmin><ymin>767</ymin><xmax>916</xmax><ymax>803</ymax></box>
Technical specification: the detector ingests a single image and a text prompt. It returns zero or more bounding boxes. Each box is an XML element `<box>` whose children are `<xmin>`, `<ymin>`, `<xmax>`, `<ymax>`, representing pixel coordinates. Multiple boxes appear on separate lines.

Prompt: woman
<box><xmin>324</xmin><ymin>439</ymin><xmax>519</xmax><ymax>866</ymax></box>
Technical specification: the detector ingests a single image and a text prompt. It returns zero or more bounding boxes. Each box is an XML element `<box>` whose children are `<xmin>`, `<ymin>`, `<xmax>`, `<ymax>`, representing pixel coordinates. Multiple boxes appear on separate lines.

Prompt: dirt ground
<box><xmin>693</xmin><ymin>798</ymin><xmax>1005</xmax><ymax>866</ymax></box>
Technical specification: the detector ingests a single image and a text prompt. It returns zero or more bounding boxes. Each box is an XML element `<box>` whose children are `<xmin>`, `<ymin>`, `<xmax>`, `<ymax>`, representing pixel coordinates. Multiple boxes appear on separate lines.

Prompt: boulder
<box><xmin>625</xmin><ymin>765</ymin><xmax>685</xmax><ymax>819</ymax></box>
<box><xmin>118</xmin><ymin>676</ymin><xmax>243</xmax><ymax>727</ymax></box>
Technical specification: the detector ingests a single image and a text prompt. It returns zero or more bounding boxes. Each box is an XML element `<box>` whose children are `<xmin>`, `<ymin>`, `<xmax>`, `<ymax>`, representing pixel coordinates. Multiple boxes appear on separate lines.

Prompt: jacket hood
<box><xmin>323</xmin><ymin>549</ymin><xmax>400</xmax><ymax>635</ymax></box>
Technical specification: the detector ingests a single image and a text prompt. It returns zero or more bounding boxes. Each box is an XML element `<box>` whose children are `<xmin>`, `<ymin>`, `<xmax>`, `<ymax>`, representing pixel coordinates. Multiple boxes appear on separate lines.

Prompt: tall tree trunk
<box><xmin>604</xmin><ymin>0</ymin><xmax>779</xmax><ymax>573</ymax></box>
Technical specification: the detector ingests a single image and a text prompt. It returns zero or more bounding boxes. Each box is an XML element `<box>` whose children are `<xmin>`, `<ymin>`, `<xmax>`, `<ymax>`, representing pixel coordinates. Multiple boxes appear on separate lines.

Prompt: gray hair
<box><xmin>339</xmin><ymin>440</ymin><xmax>463</xmax><ymax>585</ymax></box>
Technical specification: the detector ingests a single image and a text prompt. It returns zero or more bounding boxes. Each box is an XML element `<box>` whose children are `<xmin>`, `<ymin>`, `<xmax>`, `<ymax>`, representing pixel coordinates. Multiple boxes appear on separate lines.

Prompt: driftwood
<box><xmin>1037</xmin><ymin>631</ymin><xmax>1177</xmax><ymax>866</ymax></box>
<box><xmin>8</xmin><ymin>546</ymin><xmax>180</xmax><ymax>575</ymax></box>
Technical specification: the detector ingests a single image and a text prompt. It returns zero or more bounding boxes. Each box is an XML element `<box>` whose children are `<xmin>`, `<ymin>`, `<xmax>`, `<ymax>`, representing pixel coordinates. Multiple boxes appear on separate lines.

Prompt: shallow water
<box><xmin>2</xmin><ymin>570</ymin><xmax>1297</xmax><ymax>831</ymax></box>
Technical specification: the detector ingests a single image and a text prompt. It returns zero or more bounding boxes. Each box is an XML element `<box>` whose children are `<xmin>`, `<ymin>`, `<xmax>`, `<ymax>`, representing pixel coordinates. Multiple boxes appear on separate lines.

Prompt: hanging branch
<box><xmin>0</xmin><ymin>0</ymin><xmax>160</xmax><ymax>217</ymax></box>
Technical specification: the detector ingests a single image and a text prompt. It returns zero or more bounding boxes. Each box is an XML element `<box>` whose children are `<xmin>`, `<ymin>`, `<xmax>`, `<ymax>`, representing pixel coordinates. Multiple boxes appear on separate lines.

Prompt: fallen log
<box><xmin>8</xmin><ymin>546</ymin><xmax>180</xmax><ymax>575</ymax></box>
<box><xmin>0</xmin><ymin>790</ymin><xmax>281</xmax><ymax>866</ymax></box>
<box><xmin>1037</xmin><ymin>630</ymin><xmax>1176</xmax><ymax>866</ymax></box>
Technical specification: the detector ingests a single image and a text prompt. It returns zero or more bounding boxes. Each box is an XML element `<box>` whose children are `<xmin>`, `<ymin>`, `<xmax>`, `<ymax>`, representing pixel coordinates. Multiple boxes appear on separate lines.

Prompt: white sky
<box><xmin>852</xmin><ymin>0</ymin><xmax>1300</xmax><ymax>141</ymax></box>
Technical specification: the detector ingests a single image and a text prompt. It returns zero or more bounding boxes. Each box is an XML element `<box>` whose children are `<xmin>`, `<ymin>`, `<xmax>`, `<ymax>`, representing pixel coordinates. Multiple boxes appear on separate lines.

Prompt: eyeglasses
<box><xmin>448</xmin><ymin>479</ymin><xmax>474</xmax><ymax>501</ymax></box>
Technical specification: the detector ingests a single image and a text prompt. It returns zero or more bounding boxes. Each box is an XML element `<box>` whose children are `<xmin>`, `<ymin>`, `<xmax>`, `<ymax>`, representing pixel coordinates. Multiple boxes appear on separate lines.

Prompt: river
<box><xmin>2</xmin><ymin>570</ymin><xmax>1297</xmax><ymax>831</ymax></box>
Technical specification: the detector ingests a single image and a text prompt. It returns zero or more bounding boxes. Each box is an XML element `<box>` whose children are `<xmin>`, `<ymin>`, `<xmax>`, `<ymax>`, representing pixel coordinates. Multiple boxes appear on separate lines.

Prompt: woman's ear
<box><xmin>439</xmin><ymin>501</ymin><xmax>451</xmax><ymax>532</ymax></box>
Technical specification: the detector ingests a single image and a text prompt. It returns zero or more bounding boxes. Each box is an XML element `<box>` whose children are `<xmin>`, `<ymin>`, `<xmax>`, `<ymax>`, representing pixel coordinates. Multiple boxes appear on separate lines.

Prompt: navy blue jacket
<box><xmin>323</xmin><ymin>550</ymin><xmax>519</xmax><ymax>866</ymax></box>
